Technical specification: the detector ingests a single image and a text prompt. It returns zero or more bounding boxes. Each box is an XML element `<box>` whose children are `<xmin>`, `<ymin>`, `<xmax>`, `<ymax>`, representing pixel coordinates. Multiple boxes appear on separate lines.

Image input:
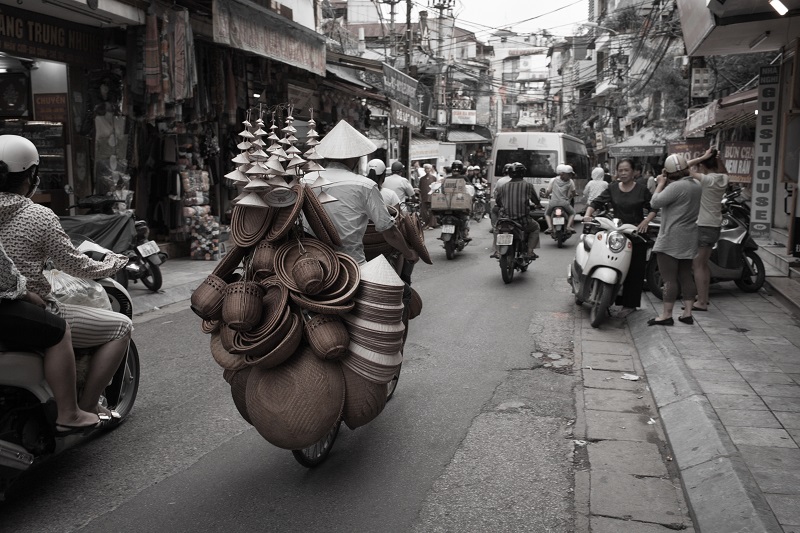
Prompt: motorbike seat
<box><xmin>0</xmin><ymin>340</ymin><xmax>44</xmax><ymax>356</ymax></box>
<box><xmin>496</xmin><ymin>218</ymin><xmax>524</xmax><ymax>229</ymax></box>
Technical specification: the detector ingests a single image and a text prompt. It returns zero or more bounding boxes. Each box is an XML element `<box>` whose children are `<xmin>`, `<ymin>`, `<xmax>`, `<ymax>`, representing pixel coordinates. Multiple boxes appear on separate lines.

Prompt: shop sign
<box><xmin>608</xmin><ymin>145</ymin><xmax>665</xmax><ymax>157</ymax></box>
<box><xmin>390</xmin><ymin>100</ymin><xmax>424</xmax><ymax>133</ymax></box>
<box><xmin>0</xmin><ymin>5</ymin><xmax>103</xmax><ymax>69</ymax></box>
<box><xmin>667</xmin><ymin>139</ymin><xmax>707</xmax><ymax>161</ymax></box>
<box><xmin>451</xmin><ymin>109</ymin><xmax>476</xmax><ymax>125</ymax></box>
<box><xmin>382</xmin><ymin>64</ymin><xmax>417</xmax><ymax>107</ymax></box>
<box><xmin>287</xmin><ymin>84</ymin><xmax>320</xmax><ymax>117</ymax></box>
<box><xmin>751</xmin><ymin>65</ymin><xmax>780</xmax><ymax>239</ymax></box>
<box><xmin>721</xmin><ymin>141</ymin><xmax>754</xmax><ymax>183</ymax></box>
<box><xmin>213</xmin><ymin>0</ymin><xmax>325</xmax><ymax>76</ymax></box>
<box><xmin>684</xmin><ymin>101</ymin><xmax>718</xmax><ymax>137</ymax></box>
<box><xmin>410</xmin><ymin>140</ymin><xmax>439</xmax><ymax>161</ymax></box>
<box><xmin>33</xmin><ymin>93</ymin><xmax>67</xmax><ymax>123</ymax></box>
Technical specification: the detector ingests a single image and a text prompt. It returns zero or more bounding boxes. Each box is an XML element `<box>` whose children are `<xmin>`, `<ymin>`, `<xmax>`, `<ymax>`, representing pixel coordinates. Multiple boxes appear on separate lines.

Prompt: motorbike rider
<box><xmin>445</xmin><ymin>160</ymin><xmax>473</xmax><ymax>242</ymax></box>
<box><xmin>0</xmin><ymin>240</ymin><xmax>107</xmax><ymax>434</ymax></box>
<box><xmin>383</xmin><ymin>161</ymin><xmax>416</xmax><ymax>210</ymax></box>
<box><xmin>366</xmin><ymin>159</ymin><xmax>401</xmax><ymax>210</ymax></box>
<box><xmin>490</xmin><ymin>163</ymin><xmax>513</xmax><ymax>230</ymax></box>
<box><xmin>315</xmin><ymin>120</ymin><xmax>417</xmax><ymax>266</ymax></box>
<box><xmin>0</xmin><ymin>134</ymin><xmax>131</xmax><ymax>422</ymax></box>
<box><xmin>543</xmin><ymin>164</ymin><xmax>577</xmax><ymax>234</ymax></box>
<box><xmin>490</xmin><ymin>162</ymin><xmax>542</xmax><ymax>260</ymax></box>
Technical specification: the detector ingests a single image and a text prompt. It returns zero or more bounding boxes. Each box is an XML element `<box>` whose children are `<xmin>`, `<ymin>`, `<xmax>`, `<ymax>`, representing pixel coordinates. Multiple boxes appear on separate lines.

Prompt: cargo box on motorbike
<box><xmin>431</xmin><ymin>178</ymin><xmax>472</xmax><ymax>211</ymax></box>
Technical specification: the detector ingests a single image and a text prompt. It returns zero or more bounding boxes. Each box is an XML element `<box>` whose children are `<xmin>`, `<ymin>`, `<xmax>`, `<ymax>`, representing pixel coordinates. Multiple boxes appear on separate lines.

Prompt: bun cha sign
<box><xmin>0</xmin><ymin>5</ymin><xmax>104</xmax><ymax>68</ymax></box>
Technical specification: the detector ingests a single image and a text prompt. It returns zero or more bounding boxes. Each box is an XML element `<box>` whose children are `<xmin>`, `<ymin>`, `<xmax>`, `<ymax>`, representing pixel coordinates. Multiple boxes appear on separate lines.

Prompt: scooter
<box><xmin>436</xmin><ymin>210</ymin><xmax>470</xmax><ymax>260</ymax></box>
<box><xmin>471</xmin><ymin>183</ymin><xmax>488</xmax><ymax>222</ymax></box>
<box><xmin>646</xmin><ymin>187</ymin><xmax>765</xmax><ymax>299</ymax></box>
<box><xmin>495</xmin><ymin>216</ymin><xmax>534</xmax><ymax>284</ymax></box>
<box><xmin>539</xmin><ymin>188</ymin><xmax>572</xmax><ymax>248</ymax></box>
<box><xmin>569</xmin><ymin>216</ymin><xmax>641</xmax><ymax>328</ymax></box>
<box><xmin>60</xmin><ymin>195</ymin><xmax>167</xmax><ymax>292</ymax></box>
<box><xmin>0</xmin><ymin>244</ymin><xmax>140</xmax><ymax>499</ymax></box>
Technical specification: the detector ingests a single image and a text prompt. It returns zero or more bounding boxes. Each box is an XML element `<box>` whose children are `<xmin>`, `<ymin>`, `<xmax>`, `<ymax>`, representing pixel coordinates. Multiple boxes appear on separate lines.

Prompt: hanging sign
<box><xmin>751</xmin><ymin>65</ymin><xmax>780</xmax><ymax>239</ymax></box>
<box><xmin>383</xmin><ymin>64</ymin><xmax>418</xmax><ymax>107</ymax></box>
<box><xmin>720</xmin><ymin>141</ymin><xmax>754</xmax><ymax>183</ymax></box>
<box><xmin>390</xmin><ymin>100</ymin><xmax>424</xmax><ymax>133</ymax></box>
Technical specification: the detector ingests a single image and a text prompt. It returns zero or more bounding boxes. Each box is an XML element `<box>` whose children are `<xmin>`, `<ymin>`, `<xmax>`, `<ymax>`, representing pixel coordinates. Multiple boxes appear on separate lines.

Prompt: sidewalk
<box><xmin>626</xmin><ymin>286</ymin><xmax>800</xmax><ymax>533</ymax></box>
<box><xmin>128</xmin><ymin>257</ymin><xmax>218</xmax><ymax>316</ymax></box>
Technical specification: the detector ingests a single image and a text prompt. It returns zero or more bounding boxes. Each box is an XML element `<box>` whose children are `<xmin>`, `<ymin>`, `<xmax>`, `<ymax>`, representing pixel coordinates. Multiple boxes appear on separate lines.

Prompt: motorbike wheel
<box><xmin>735</xmin><ymin>250</ymin><xmax>766</xmax><ymax>293</ymax></box>
<box><xmin>646</xmin><ymin>256</ymin><xmax>664</xmax><ymax>301</ymax></box>
<box><xmin>472</xmin><ymin>203</ymin><xmax>485</xmax><ymax>222</ymax></box>
<box><xmin>292</xmin><ymin>420</ymin><xmax>341</xmax><ymax>468</ymax></box>
<box><xmin>589</xmin><ymin>280</ymin><xmax>614</xmax><ymax>328</ymax></box>
<box><xmin>141</xmin><ymin>258</ymin><xmax>163</xmax><ymax>292</ymax></box>
<box><xmin>500</xmin><ymin>251</ymin><xmax>515</xmax><ymax>284</ymax></box>
<box><xmin>444</xmin><ymin>240</ymin><xmax>456</xmax><ymax>260</ymax></box>
<box><xmin>556</xmin><ymin>230</ymin><xmax>565</xmax><ymax>249</ymax></box>
<box><xmin>103</xmin><ymin>340</ymin><xmax>140</xmax><ymax>424</ymax></box>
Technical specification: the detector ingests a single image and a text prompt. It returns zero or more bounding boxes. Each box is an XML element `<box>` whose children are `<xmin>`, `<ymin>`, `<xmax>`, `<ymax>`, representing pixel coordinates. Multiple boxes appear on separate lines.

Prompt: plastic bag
<box><xmin>44</xmin><ymin>269</ymin><xmax>112</xmax><ymax>311</ymax></box>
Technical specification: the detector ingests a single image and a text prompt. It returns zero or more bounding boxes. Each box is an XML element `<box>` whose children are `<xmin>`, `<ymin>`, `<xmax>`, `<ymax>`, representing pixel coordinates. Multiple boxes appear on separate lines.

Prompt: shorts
<box><xmin>698</xmin><ymin>226</ymin><xmax>721</xmax><ymax>247</ymax></box>
<box><xmin>0</xmin><ymin>299</ymin><xmax>67</xmax><ymax>349</ymax></box>
<box><xmin>546</xmin><ymin>203</ymin><xmax>575</xmax><ymax>217</ymax></box>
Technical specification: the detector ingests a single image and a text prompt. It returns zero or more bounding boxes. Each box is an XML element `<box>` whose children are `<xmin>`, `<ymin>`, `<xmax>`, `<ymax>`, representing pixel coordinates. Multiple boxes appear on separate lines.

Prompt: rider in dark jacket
<box><xmin>491</xmin><ymin>162</ymin><xmax>542</xmax><ymax>260</ymax></box>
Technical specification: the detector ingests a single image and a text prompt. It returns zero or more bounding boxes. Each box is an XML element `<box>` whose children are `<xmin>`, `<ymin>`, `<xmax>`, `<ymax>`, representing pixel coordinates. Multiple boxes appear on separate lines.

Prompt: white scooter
<box><xmin>568</xmin><ymin>217</ymin><xmax>640</xmax><ymax>328</ymax></box>
<box><xmin>0</xmin><ymin>243</ymin><xmax>140</xmax><ymax>500</ymax></box>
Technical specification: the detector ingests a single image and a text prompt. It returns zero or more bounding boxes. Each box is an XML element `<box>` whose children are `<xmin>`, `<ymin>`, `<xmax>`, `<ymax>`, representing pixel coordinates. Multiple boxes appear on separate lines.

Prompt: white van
<box><xmin>488</xmin><ymin>132</ymin><xmax>591</xmax><ymax>201</ymax></box>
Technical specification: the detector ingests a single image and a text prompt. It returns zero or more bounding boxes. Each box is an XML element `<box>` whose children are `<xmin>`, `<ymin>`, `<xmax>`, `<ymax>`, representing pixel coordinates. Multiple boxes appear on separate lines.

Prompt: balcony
<box><xmin>594</xmin><ymin>78</ymin><xmax>619</xmax><ymax>98</ymax></box>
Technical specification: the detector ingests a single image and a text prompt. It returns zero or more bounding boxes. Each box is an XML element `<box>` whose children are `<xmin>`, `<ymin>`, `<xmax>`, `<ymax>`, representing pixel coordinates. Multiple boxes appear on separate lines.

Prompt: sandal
<box><xmin>54</xmin><ymin>416</ymin><xmax>108</xmax><ymax>438</ymax></box>
<box><xmin>97</xmin><ymin>404</ymin><xmax>121</xmax><ymax>420</ymax></box>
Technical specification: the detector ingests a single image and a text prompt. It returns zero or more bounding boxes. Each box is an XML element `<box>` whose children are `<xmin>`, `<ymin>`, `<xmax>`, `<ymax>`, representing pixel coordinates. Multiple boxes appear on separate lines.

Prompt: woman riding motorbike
<box><xmin>0</xmin><ymin>134</ymin><xmax>131</xmax><ymax>420</ymax></box>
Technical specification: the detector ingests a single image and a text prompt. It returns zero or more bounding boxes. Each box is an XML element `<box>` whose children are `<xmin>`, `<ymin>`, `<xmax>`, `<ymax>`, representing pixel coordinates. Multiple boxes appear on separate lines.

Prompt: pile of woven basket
<box><xmin>191</xmin><ymin>110</ymin><xmax>427</xmax><ymax>451</ymax></box>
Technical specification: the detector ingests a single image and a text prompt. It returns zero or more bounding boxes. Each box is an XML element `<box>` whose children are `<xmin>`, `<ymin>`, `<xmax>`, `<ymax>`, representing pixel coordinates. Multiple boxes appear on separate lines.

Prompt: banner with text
<box><xmin>451</xmin><ymin>109</ymin><xmax>477</xmax><ymax>125</ymax></box>
<box><xmin>383</xmin><ymin>64</ymin><xmax>418</xmax><ymax>108</ymax></box>
<box><xmin>721</xmin><ymin>141</ymin><xmax>754</xmax><ymax>183</ymax></box>
<box><xmin>751</xmin><ymin>65</ymin><xmax>780</xmax><ymax>239</ymax></box>
<box><xmin>390</xmin><ymin>100</ymin><xmax>424</xmax><ymax>133</ymax></box>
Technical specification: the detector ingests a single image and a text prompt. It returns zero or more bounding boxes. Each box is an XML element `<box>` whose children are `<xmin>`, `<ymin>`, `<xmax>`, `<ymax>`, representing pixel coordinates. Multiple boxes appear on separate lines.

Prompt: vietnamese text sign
<box><xmin>667</xmin><ymin>139</ymin><xmax>707</xmax><ymax>162</ymax></box>
<box><xmin>383</xmin><ymin>64</ymin><xmax>418</xmax><ymax>107</ymax></box>
<box><xmin>721</xmin><ymin>141</ymin><xmax>754</xmax><ymax>183</ymax></box>
<box><xmin>451</xmin><ymin>109</ymin><xmax>477</xmax><ymax>125</ymax></box>
<box><xmin>390</xmin><ymin>100</ymin><xmax>424</xmax><ymax>133</ymax></box>
<box><xmin>751</xmin><ymin>65</ymin><xmax>780</xmax><ymax>239</ymax></box>
<box><xmin>0</xmin><ymin>4</ymin><xmax>103</xmax><ymax>69</ymax></box>
<box><xmin>33</xmin><ymin>93</ymin><xmax>67</xmax><ymax>123</ymax></box>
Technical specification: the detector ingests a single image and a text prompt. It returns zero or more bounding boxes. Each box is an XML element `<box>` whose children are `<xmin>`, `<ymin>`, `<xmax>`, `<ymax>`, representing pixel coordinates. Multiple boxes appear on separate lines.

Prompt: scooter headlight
<box><xmin>608</xmin><ymin>232</ymin><xmax>627</xmax><ymax>253</ymax></box>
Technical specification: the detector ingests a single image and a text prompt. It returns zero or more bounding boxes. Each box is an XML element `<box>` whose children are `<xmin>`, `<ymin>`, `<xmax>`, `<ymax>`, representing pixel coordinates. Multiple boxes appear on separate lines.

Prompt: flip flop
<box><xmin>54</xmin><ymin>416</ymin><xmax>108</xmax><ymax>437</ymax></box>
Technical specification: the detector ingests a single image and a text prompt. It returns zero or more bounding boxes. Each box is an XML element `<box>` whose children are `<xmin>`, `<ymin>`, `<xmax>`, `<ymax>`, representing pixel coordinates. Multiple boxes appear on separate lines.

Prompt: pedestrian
<box><xmin>583</xmin><ymin>158</ymin><xmax>657</xmax><ymax>318</ymax></box>
<box><xmin>0</xmin><ymin>134</ymin><xmax>132</xmax><ymax>420</ymax></box>
<box><xmin>418</xmin><ymin>163</ymin><xmax>438</xmax><ymax>229</ymax></box>
<box><xmin>647</xmin><ymin>154</ymin><xmax>703</xmax><ymax>326</ymax></box>
<box><xmin>543</xmin><ymin>164</ymin><xmax>577</xmax><ymax>234</ymax></box>
<box><xmin>689</xmin><ymin>148</ymin><xmax>729</xmax><ymax>311</ymax></box>
<box><xmin>583</xmin><ymin>166</ymin><xmax>609</xmax><ymax>205</ymax></box>
<box><xmin>314</xmin><ymin>120</ymin><xmax>418</xmax><ymax>265</ymax></box>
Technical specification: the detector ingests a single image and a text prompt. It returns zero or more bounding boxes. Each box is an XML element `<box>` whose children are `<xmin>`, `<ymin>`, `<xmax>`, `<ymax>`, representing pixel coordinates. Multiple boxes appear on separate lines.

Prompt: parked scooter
<box><xmin>569</xmin><ymin>216</ymin><xmax>642</xmax><ymax>328</ymax></box>
<box><xmin>0</xmin><ymin>243</ymin><xmax>140</xmax><ymax>499</ymax></box>
<box><xmin>646</xmin><ymin>187</ymin><xmax>765</xmax><ymax>299</ymax></box>
<box><xmin>59</xmin><ymin>195</ymin><xmax>167</xmax><ymax>292</ymax></box>
<box><xmin>437</xmin><ymin>211</ymin><xmax>470</xmax><ymax>260</ymax></box>
<box><xmin>495</xmin><ymin>216</ymin><xmax>534</xmax><ymax>283</ymax></box>
<box><xmin>471</xmin><ymin>182</ymin><xmax>488</xmax><ymax>222</ymax></box>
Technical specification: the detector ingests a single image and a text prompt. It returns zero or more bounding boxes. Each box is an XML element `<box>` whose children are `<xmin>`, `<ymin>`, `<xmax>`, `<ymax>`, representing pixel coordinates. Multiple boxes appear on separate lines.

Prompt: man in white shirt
<box><xmin>384</xmin><ymin>162</ymin><xmax>416</xmax><ymax>208</ymax></box>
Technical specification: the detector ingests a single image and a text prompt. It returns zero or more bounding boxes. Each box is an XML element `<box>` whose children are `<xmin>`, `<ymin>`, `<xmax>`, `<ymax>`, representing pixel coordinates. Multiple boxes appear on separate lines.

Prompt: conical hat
<box><xmin>359</xmin><ymin>255</ymin><xmax>404</xmax><ymax>287</ymax></box>
<box><xmin>316</xmin><ymin>120</ymin><xmax>377</xmax><ymax>159</ymax></box>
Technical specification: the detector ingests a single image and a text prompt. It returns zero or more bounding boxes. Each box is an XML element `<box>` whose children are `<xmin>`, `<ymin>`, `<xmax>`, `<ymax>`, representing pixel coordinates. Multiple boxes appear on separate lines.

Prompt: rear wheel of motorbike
<box><xmin>500</xmin><ymin>251</ymin><xmax>515</xmax><ymax>284</ymax></box>
<box><xmin>292</xmin><ymin>420</ymin><xmax>341</xmax><ymax>468</ymax></box>
<box><xmin>735</xmin><ymin>250</ymin><xmax>766</xmax><ymax>293</ymax></box>
<box><xmin>103</xmin><ymin>340</ymin><xmax>140</xmax><ymax>425</ymax></box>
<box><xmin>472</xmin><ymin>203</ymin><xmax>485</xmax><ymax>222</ymax></box>
<box><xmin>646</xmin><ymin>256</ymin><xmax>664</xmax><ymax>300</ymax></box>
<box><xmin>141</xmin><ymin>258</ymin><xmax>163</xmax><ymax>292</ymax></box>
<box><xmin>590</xmin><ymin>280</ymin><xmax>614</xmax><ymax>328</ymax></box>
<box><xmin>557</xmin><ymin>231</ymin><xmax>565</xmax><ymax>249</ymax></box>
<box><xmin>444</xmin><ymin>240</ymin><xmax>456</xmax><ymax>260</ymax></box>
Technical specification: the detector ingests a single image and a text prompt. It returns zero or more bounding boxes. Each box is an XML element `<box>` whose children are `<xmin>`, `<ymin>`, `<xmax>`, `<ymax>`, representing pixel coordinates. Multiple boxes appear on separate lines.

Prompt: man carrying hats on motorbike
<box><xmin>543</xmin><ymin>164</ymin><xmax>577</xmax><ymax>234</ymax></box>
<box><xmin>490</xmin><ymin>162</ymin><xmax>543</xmax><ymax>260</ymax></box>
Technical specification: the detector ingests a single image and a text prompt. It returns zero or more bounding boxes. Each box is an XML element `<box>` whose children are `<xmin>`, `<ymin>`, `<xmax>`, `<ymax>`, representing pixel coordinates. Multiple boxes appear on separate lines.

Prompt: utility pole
<box><xmin>429</xmin><ymin>0</ymin><xmax>453</xmax><ymax>134</ymax></box>
<box><xmin>405</xmin><ymin>0</ymin><xmax>412</xmax><ymax>75</ymax></box>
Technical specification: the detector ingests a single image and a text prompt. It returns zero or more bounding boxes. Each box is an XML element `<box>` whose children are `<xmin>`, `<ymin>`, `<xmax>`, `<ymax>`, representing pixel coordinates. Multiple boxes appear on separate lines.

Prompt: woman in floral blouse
<box><xmin>0</xmin><ymin>135</ymin><xmax>130</xmax><ymax>421</ymax></box>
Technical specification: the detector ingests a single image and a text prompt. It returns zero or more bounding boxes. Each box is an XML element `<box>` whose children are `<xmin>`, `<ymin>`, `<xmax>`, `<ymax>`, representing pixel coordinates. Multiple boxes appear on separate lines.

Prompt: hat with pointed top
<box><xmin>316</xmin><ymin>120</ymin><xmax>377</xmax><ymax>160</ymax></box>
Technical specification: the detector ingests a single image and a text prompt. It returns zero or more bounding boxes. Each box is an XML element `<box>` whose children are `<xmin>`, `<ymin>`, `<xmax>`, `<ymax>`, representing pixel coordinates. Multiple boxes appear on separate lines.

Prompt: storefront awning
<box><xmin>213</xmin><ymin>0</ymin><xmax>326</xmax><ymax>76</ymax></box>
<box><xmin>446</xmin><ymin>130</ymin><xmax>491</xmax><ymax>143</ymax></box>
<box><xmin>410</xmin><ymin>135</ymin><xmax>439</xmax><ymax>161</ymax></box>
<box><xmin>684</xmin><ymin>89</ymin><xmax>757</xmax><ymax>137</ymax></box>
<box><xmin>322</xmin><ymin>79</ymin><xmax>387</xmax><ymax>103</ymax></box>
<box><xmin>326</xmin><ymin>65</ymin><xmax>373</xmax><ymax>89</ymax></box>
<box><xmin>607</xmin><ymin>127</ymin><xmax>679</xmax><ymax>157</ymax></box>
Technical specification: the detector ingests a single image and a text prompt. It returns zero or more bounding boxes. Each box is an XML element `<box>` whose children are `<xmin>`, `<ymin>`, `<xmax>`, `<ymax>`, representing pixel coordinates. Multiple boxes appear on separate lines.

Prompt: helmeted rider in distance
<box><xmin>543</xmin><ymin>164</ymin><xmax>577</xmax><ymax>234</ymax></box>
<box><xmin>491</xmin><ymin>162</ymin><xmax>543</xmax><ymax>260</ymax></box>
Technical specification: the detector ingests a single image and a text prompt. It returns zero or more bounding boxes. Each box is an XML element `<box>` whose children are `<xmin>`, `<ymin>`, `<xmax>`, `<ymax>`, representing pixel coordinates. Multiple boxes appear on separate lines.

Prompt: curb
<box><xmin>131</xmin><ymin>279</ymin><xmax>198</xmax><ymax>316</ymax></box>
<box><xmin>628</xmin><ymin>301</ymin><xmax>783</xmax><ymax>533</ymax></box>
<box><xmin>765</xmin><ymin>276</ymin><xmax>800</xmax><ymax>318</ymax></box>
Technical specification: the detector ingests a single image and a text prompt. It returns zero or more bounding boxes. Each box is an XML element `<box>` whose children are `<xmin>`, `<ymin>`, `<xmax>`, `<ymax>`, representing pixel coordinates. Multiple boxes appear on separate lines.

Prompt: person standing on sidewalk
<box><xmin>689</xmin><ymin>148</ymin><xmax>729</xmax><ymax>311</ymax></box>
<box><xmin>418</xmin><ymin>164</ymin><xmax>438</xmax><ymax>229</ymax></box>
<box><xmin>647</xmin><ymin>154</ymin><xmax>702</xmax><ymax>326</ymax></box>
<box><xmin>583</xmin><ymin>158</ymin><xmax>657</xmax><ymax>318</ymax></box>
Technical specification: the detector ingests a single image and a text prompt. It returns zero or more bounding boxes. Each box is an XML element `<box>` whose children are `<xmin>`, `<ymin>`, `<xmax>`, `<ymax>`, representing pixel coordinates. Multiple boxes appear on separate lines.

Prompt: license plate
<box><xmin>137</xmin><ymin>240</ymin><xmax>160</xmax><ymax>257</ymax></box>
<box><xmin>553</xmin><ymin>217</ymin><xmax>565</xmax><ymax>225</ymax></box>
<box><xmin>441</xmin><ymin>224</ymin><xmax>455</xmax><ymax>234</ymax></box>
<box><xmin>496</xmin><ymin>233</ymin><xmax>513</xmax><ymax>246</ymax></box>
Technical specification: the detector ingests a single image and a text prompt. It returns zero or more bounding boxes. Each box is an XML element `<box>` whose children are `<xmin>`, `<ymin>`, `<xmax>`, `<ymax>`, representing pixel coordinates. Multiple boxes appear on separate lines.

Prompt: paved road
<box><xmin>0</xmin><ymin>222</ymin><xmax>583</xmax><ymax>533</ymax></box>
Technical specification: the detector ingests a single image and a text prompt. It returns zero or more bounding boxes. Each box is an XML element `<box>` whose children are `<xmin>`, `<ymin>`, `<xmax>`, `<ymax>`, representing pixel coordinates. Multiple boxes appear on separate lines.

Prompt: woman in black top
<box><xmin>583</xmin><ymin>159</ymin><xmax>657</xmax><ymax>317</ymax></box>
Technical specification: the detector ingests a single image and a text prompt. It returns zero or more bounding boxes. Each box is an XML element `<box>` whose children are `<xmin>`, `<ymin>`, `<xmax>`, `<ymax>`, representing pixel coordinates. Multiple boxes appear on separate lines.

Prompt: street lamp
<box><xmin>580</xmin><ymin>22</ymin><xmax>618</xmax><ymax>35</ymax></box>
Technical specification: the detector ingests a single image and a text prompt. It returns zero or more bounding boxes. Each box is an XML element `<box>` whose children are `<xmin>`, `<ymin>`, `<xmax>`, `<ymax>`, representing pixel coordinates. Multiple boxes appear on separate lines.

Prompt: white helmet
<box><xmin>556</xmin><ymin>164</ymin><xmax>574</xmax><ymax>174</ymax></box>
<box><xmin>664</xmin><ymin>154</ymin><xmax>688</xmax><ymax>174</ymax></box>
<box><xmin>0</xmin><ymin>135</ymin><xmax>39</xmax><ymax>173</ymax></box>
<box><xmin>367</xmin><ymin>159</ymin><xmax>386</xmax><ymax>175</ymax></box>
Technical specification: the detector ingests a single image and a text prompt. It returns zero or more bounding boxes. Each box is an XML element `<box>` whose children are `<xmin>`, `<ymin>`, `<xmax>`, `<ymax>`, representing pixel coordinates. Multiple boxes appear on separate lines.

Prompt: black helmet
<box><xmin>450</xmin><ymin>160</ymin><xmax>464</xmax><ymax>173</ymax></box>
<box><xmin>502</xmin><ymin>163</ymin><xmax>512</xmax><ymax>175</ymax></box>
<box><xmin>509</xmin><ymin>162</ymin><xmax>526</xmax><ymax>179</ymax></box>
<box><xmin>390</xmin><ymin>161</ymin><xmax>405</xmax><ymax>174</ymax></box>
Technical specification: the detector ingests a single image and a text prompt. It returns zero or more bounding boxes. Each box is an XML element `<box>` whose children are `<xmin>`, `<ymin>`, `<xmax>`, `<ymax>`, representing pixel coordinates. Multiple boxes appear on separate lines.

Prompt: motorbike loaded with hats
<box><xmin>0</xmin><ymin>241</ymin><xmax>140</xmax><ymax>499</ymax></box>
<box><xmin>431</xmin><ymin>161</ymin><xmax>473</xmax><ymax>260</ymax></box>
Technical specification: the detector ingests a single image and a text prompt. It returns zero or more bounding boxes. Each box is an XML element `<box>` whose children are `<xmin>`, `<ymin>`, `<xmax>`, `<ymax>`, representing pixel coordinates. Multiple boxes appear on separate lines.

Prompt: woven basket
<box><xmin>190</xmin><ymin>274</ymin><xmax>227</xmax><ymax>320</ymax></box>
<box><xmin>408</xmin><ymin>287</ymin><xmax>423</xmax><ymax>320</ymax></box>
<box><xmin>314</xmin><ymin>252</ymin><xmax>361</xmax><ymax>304</ymax></box>
<box><xmin>303</xmin><ymin>188</ymin><xmax>342</xmax><ymax>247</ymax></box>
<box><xmin>251</xmin><ymin>239</ymin><xmax>282</xmax><ymax>274</ymax></box>
<box><xmin>201</xmin><ymin>319</ymin><xmax>220</xmax><ymax>335</ymax></box>
<box><xmin>266</xmin><ymin>185</ymin><xmax>305</xmax><ymax>242</ymax></box>
<box><xmin>401</xmin><ymin>213</ymin><xmax>432</xmax><ymax>265</ymax></box>
<box><xmin>243</xmin><ymin>310</ymin><xmax>302</xmax><ymax>369</ymax></box>
<box><xmin>289</xmin><ymin>292</ymin><xmax>356</xmax><ymax>315</ymax></box>
<box><xmin>231</xmin><ymin>204</ymin><xmax>274</xmax><ymax>247</ymax></box>
<box><xmin>240</xmin><ymin>280</ymin><xmax>288</xmax><ymax>342</ymax></box>
<box><xmin>211</xmin><ymin>332</ymin><xmax>248</xmax><ymax>371</ymax></box>
<box><xmin>246</xmin><ymin>347</ymin><xmax>345</xmax><ymax>450</ymax></box>
<box><xmin>228</xmin><ymin>367</ymin><xmax>253</xmax><ymax>425</ymax></box>
<box><xmin>222</xmin><ymin>281</ymin><xmax>265</xmax><ymax>332</ymax></box>
<box><xmin>362</xmin><ymin>224</ymin><xmax>387</xmax><ymax>245</ymax></box>
<box><xmin>305</xmin><ymin>313</ymin><xmax>349</xmax><ymax>360</ymax></box>
<box><xmin>212</xmin><ymin>243</ymin><xmax>249</xmax><ymax>280</ymax></box>
<box><xmin>291</xmin><ymin>256</ymin><xmax>325</xmax><ymax>295</ymax></box>
<box><xmin>341</xmin><ymin>365</ymin><xmax>387</xmax><ymax>430</ymax></box>
<box><xmin>274</xmin><ymin>239</ymin><xmax>339</xmax><ymax>293</ymax></box>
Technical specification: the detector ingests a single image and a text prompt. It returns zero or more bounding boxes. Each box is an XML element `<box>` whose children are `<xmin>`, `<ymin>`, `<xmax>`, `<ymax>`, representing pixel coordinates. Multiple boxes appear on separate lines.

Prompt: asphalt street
<box><xmin>0</xmin><ymin>221</ymin><xmax>584</xmax><ymax>533</ymax></box>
